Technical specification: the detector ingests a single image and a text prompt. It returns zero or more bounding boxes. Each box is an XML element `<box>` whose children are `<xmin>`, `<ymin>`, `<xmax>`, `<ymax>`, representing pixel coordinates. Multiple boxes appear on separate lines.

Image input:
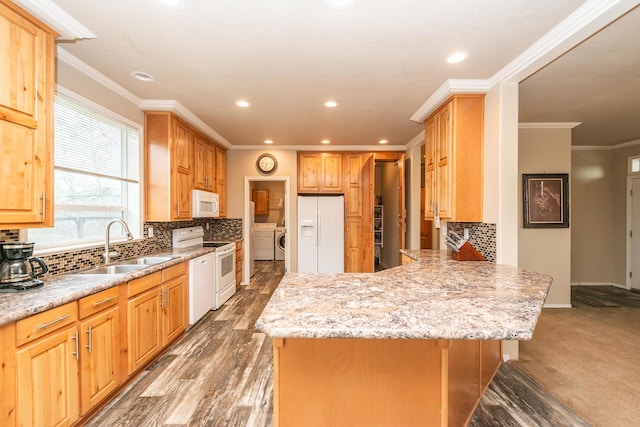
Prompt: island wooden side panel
<box><xmin>273</xmin><ymin>337</ymin><xmax>502</xmax><ymax>427</ymax></box>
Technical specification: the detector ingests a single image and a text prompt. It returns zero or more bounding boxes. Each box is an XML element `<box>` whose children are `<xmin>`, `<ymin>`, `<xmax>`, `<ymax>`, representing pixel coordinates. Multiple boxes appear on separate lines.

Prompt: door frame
<box><xmin>373</xmin><ymin>152</ymin><xmax>406</xmax><ymax>266</ymax></box>
<box><xmin>626</xmin><ymin>175</ymin><xmax>640</xmax><ymax>290</ymax></box>
<box><xmin>243</xmin><ymin>176</ymin><xmax>291</xmax><ymax>283</ymax></box>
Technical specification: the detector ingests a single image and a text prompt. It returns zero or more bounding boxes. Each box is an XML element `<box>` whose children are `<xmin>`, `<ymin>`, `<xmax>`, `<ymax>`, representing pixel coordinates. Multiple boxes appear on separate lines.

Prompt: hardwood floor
<box><xmin>572</xmin><ymin>285</ymin><xmax>640</xmax><ymax>307</ymax></box>
<box><xmin>88</xmin><ymin>261</ymin><xmax>587</xmax><ymax>426</ymax></box>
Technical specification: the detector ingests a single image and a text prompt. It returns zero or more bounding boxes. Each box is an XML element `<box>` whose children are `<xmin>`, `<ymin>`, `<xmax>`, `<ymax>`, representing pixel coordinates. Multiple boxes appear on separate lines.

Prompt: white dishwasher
<box><xmin>188</xmin><ymin>252</ymin><xmax>215</xmax><ymax>325</ymax></box>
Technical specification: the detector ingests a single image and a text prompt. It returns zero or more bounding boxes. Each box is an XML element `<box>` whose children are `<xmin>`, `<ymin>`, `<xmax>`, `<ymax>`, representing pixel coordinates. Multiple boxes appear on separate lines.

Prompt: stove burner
<box><xmin>0</xmin><ymin>279</ymin><xmax>44</xmax><ymax>293</ymax></box>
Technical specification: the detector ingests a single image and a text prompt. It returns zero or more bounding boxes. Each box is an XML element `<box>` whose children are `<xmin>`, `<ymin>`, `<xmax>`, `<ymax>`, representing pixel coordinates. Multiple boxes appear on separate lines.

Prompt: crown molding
<box><xmin>409</xmin><ymin>0</ymin><xmax>638</xmax><ymax>125</ymax></box>
<box><xmin>410</xmin><ymin>79</ymin><xmax>490</xmax><ymax>123</ymax></box>
<box><xmin>519</xmin><ymin>122</ymin><xmax>582</xmax><ymax>129</ymax></box>
<box><xmin>572</xmin><ymin>138</ymin><xmax>640</xmax><ymax>151</ymax></box>
<box><xmin>13</xmin><ymin>0</ymin><xmax>96</xmax><ymax>40</ymax></box>
<box><xmin>405</xmin><ymin>131</ymin><xmax>425</xmax><ymax>149</ymax></box>
<box><xmin>58</xmin><ymin>48</ymin><xmax>232</xmax><ymax>148</ymax></box>
<box><xmin>230</xmin><ymin>145</ymin><xmax>407</xmax><ymax>151</ymax></box>
<box><xmin>57</xmin><ymin>47</ymin><xmax>142</xmax><ymax>106</ymax></box>
<box><xmin>489</xmin><ymin>0</ymin><xmax>640</xmax><ymax>86</ymax></box>
<box><xmin>139</xmin><ymin>100</ymin><xmax>232</xmax><ymax>148</ymax></box>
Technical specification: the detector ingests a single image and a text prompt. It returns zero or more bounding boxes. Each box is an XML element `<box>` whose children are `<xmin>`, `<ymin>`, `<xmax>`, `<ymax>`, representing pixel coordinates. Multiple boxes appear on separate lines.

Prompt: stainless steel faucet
<box><xmin>104</xmin><ymin>219</ymin><xmax>134</xmax><ymax>264</ymax></box>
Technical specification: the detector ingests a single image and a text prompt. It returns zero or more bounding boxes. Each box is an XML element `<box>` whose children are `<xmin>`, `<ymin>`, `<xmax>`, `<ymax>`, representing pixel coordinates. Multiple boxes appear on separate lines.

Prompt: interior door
<box><xmin>631</xmin><ymin>178</ymin><xmax>640</xmax><ymax>290</ymax></box>
<box><xmin>397</xmin><ymin>154</ymin><xmax>406</xmax><ymax>265</ymax></box>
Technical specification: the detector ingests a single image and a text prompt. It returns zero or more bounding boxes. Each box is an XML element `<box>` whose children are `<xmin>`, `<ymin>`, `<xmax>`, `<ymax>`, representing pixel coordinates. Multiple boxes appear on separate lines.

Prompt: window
<box><xmin>28</xmin><ymin>91</ymin><xmax>142</xmax><ymax>251</ymax></box>
<box><xmin>630</xmin><ymin>155</ymin><xmax>640</xmax><ymax>175</ymax></box>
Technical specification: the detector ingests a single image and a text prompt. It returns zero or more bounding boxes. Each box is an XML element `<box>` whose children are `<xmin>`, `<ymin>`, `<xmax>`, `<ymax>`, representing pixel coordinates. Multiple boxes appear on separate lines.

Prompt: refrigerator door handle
<box><xmin>317</xmin><ymin>213</ymin><xmax>321</xmax><ymax>247</ymax></box>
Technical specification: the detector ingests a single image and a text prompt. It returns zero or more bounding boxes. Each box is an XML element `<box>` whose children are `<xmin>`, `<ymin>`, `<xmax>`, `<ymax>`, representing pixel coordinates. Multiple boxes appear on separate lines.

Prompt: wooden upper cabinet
<box><xmin>252</xmin><ymin>190</ymin><xmax>269</xmax><ymax>216</ymax></box>
<box><xmin>145</xmin><ymin>112</ymin><xmax>195</xmax><ymax>221</ymax></box>
<box><xmin>0</xmin><ymin>0</ymin><xmax>55</xmax><ymax>228</ymax></box>
<box><xmin>297</xmin><ymin>152</ymin><xmax>343</xmax><ymax>193</ymax></box>
<box><xmin>194</xmin><ymin>135</ymin><xmax>216</xmax><ymax>191</ymax></box>
<box><xmin>215</xmin><ymin>146</ymin><xmax>227</xmax><ymax>217</ymax></box>
<box><xmin>424</xmin><ymin>94</ymin><xmax>484</xmax><ymax>222</ymax></box>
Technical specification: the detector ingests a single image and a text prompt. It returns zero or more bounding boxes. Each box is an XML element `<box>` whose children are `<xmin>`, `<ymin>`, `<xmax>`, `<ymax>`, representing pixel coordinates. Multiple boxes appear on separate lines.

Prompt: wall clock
<box><xmin>256</xmin><ymin>153</ymin><xmax>278</xmax><ymax>174</ymax></box>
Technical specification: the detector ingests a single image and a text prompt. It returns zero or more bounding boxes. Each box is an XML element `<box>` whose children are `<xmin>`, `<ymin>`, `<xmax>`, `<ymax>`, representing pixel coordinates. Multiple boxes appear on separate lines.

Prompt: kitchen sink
<box><xmin>125</xmin><ymin>256</ymin><xmax>176</xmax><ymax>265</ymax></box>
<box><xmin>81</xmin><ymin>264</ymin><xmax>147</xmax><ymax>275</ymax></box>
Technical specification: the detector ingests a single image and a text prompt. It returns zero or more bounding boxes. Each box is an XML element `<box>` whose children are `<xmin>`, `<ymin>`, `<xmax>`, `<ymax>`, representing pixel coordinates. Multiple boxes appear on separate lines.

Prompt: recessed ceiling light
<box><xmin>325</xmin><ymin>0</ymin><xmax>354</xmax><ymax>10</ymax></box>
<box><xmin>131</xmin><ymin>71</ymin><xmax>155</xmax><ymax>82</ymax></box>
<box><xmin>235</xmin><ymin>100</ymin><xmax>250</xmax><ymax>107</ymax></box>
<box><xmin>156</xmin><ymin>0</ymin><xmax>185</xmax><ymax>9</ymax></box>
<box><xmin>379</xmin><ymin>139</ymin><xmax>388</xmax><ymax>144</ymax></box>
<box><xmin>264</xmin><ymin>139</ymin><xmax>274</xmax><ymax>144</ymax></box>
<box><xmin>321</xmin><ymin>139</ymin><xmax>331</xmax><ymax>144</ymax></box>
<box><xmin>446</xmin><ymin>50</ymin><xmax>469</xmax><ymax>64</ymax></box>
<box><xmin>324</xmin><ymin>101</ymin><xmax>338</xmax><ymax>108</ymax></box>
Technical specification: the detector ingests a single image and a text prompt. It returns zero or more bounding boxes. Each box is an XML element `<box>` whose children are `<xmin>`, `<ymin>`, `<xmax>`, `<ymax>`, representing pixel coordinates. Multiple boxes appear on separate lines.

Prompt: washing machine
<box><xmin>274</xmin><ymin>226</ymin><xmax>285</xmax><ymax>261</ymax></box>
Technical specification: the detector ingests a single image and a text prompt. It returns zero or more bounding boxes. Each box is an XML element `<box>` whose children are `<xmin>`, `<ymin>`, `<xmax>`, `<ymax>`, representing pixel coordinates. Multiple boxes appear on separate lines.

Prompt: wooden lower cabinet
<box><xmin>79</xmin><ymin>306</ymin><xmax>120</xmax><ymax>415</ymax></box>
<box><xmin>127</xmin><ymin>287</ymin><xmax>163</xmax><ymax>374</ymax></box>
<box><xmin>235</xmin><ymin>241</ymin><xmax>243</xmax><ymax>285</ymax></box>
<box><xmin>0</xmin><ymin>262</ymin><xmax>189</xmax><ymax>427</ymax></box>
<box><xmin>272</xmin><ymin>338</ymin><xmax>501</xmax><ymax>427</ymax></box>
<box><xmin>15</xmin><ymin>325</ymin><xmax>80</xmax><ymax>427</ymax></box>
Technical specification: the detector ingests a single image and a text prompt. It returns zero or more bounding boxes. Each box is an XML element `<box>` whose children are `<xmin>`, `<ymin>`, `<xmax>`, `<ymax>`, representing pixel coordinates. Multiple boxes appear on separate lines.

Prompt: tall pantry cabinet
<box><xmin>424</xmin><ymin>95</ymin><xmax>484</xmax><ymax>222</ymax></box>
<box><xmin>0</xmin><ymin>0</ymin><xmax>56</xmax><ymax>228</ymax></box>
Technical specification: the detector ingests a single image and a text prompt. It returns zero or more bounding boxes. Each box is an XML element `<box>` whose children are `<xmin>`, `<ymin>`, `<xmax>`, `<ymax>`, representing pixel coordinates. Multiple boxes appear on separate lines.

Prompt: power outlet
<box><xmin>148</xmin><ymin>227</ymin><xmax>154</xmax><ymax>238</ymax></box>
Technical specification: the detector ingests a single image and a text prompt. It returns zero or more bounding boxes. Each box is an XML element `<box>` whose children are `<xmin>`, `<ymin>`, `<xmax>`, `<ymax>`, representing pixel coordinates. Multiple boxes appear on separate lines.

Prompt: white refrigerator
<box><xmin>297</xmin><ymin>195</ymin><xmax>344</xmax><ymax>273</ymax></box>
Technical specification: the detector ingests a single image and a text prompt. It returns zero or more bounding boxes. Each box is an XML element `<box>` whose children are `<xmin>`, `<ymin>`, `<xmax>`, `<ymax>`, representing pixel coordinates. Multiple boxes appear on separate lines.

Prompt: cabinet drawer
<box><xmin>79</xmin><ymin>287</ymin><xmax>119</xmax><ymax>319</ymax></box>
<box><xmin>16</xmin><ymin>302</ymin><xmax>78</xmax><ymax>346</ymax></box>
<box><xmin>162</xmin><ymin>262</ymin><xmax>186</xmax><ymax>282</ymax></box>
<box><xmin>128</xmin><ymin>271</ymin><xmax>162</xmax><ymax>298</ymax></box>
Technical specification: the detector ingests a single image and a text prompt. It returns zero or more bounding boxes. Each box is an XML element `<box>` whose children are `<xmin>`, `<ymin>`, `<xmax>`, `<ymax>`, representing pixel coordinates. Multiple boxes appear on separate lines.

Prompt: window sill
<box><xmin>32</xmin><ymin>237</ymin><xmax>145</xmax><ymax>257</ymax></box>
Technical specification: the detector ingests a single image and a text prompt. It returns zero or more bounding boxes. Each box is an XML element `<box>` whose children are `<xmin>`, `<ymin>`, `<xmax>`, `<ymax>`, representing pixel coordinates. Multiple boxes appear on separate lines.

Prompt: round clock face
<box><xmin>257</xmin><ymin>154</ymin><xmax>277</xmax><ymax>174</ymax></box>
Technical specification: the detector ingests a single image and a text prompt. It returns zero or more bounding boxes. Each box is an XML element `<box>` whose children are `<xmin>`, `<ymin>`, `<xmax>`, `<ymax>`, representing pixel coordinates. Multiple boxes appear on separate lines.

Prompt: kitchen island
<box><xmin>255</xmin><ymin>249</ymin><xmax>552</xmax><ymax>427</ymax></box>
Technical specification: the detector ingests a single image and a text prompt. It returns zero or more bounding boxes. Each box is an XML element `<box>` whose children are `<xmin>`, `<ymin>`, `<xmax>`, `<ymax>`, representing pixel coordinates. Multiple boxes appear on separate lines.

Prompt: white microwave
<box><xmin>192</xmin><ymin>190</ymin><xmax>219</xmax><ymax>217</ymax></box>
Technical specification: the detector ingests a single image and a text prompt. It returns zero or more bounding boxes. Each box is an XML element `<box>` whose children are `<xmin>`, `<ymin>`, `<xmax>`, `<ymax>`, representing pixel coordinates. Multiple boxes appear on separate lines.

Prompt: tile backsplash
<box><xmin>0</xmin><ymin>218</ymin><xmax>243</xmax><ymax>278</ymax></box>
<box><xmin>447</xmin><ymin>222</ymin><xmax>497</xmax><ymax>263</ymax></box>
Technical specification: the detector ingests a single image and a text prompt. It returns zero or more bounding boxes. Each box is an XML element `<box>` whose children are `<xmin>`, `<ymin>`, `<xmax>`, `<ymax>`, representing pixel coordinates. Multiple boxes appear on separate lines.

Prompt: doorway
<box><xmin>628</xmin><ymin>176</ymin><xmax>640</xmax><ymax>290</ymax></box>
<box><xmin>373</xmin><ymin>153</ymin><xmax>405</xmax><ymax>271</ymax></box>
<box><xmin>243</xmin><ymin>176</ymin><xmax>291</xmax><ymax>284</ymax></box>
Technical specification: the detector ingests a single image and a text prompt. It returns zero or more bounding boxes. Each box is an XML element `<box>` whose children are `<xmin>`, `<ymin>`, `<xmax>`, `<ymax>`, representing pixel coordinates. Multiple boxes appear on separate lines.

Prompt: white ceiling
<box><xmin>46</xmin><ymin>0</ymin><xmax>636</xmax><ymax>147</ymax></box>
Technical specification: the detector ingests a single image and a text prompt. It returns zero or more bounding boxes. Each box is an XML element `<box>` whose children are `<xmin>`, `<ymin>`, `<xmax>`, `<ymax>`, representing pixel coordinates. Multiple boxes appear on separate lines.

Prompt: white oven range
<box><xmin>172</xmin><ymin>226</ymin><xmax>236</xmax><ymax>325</ymax></box>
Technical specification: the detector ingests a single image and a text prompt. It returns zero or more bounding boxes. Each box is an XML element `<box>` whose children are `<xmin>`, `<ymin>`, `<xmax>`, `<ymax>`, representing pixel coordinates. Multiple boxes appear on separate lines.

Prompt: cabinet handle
<box><xmin>40</xmin><ymin>192</ymin><xmax>46</xmax><ymax>219</ymax></box>
<box><xmin>160</xmin><ymin>289</ymin><xmax>165</xmax><ymax>309</ymax></box>
<box><xmin>37</xmin><ymin>314</ymin><xmax>71</xmax><ymax>330</ymax></box>
<box><xmin>167</xmin><ymin>289</ymin><xmax>170</xmax><ymax>306</ymax></box>
<box><xmin>85</xmin><ymin>324</ymin><xmax>93</xmax><ymax>353</ymax></box>
<box><xmin>72</xmin><ymin>330</ymin><xmax>79</xmax><ymax>360</ymax></box>
<box><xmin>92</xmin><ymin>296</ymin><xmax>117</xmax><ymax>307</ymax></box>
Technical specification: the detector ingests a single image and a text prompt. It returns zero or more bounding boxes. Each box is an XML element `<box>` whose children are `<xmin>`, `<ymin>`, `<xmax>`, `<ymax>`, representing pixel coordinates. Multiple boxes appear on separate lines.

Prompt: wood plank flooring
<box><xmin>88</xmin><ymin>261</ymin><xmax>588</xmax><ymax>426</ymax></box>
<box><xmin>572</xmin><ymin>285</ymin><xmax>640</xmax><ymax>307</ymax></box>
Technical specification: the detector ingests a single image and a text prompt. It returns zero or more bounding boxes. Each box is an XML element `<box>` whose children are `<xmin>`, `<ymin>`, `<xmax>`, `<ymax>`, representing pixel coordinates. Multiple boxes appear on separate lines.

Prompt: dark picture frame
<box><xmin>523</xmin><ymin>173</ymin><xmax>569</xmax><ymax>228</ymax></box>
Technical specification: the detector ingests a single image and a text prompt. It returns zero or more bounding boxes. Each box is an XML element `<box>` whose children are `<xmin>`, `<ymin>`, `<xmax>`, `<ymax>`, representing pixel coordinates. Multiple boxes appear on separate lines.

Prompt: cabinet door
<box><xmin>162</xmin><ymin>277</ymin><xmax>186</xmax><ymax>345</ymax></box>
<box><xmin>173</xmin><ymin>171</ymin><xmax>192</xmax><ymax>220</ymax></box>
<box><xmin>424</xmin><ymin>116</ymin><xmax>437</xmax><ymax>219</ymax></box>
<box><xmin>194</xmin><ymin>137</ymin><xmax>207</xmax><ymax>190</ymax></box>
<box><xmin>321</xmin><ymin>153</ymin><xmax>343</xmax><ymax>192</ymax></box>
<box><xmin>15</xmin><ymin>326</ymin><xmax>79</xmax><ymax>426</ymax></box>
<box><xmin>298</xmin><ymin>153</ymin><xmax>321</xmax><ymax>192</ymax></box>
<box><xmin>0</xmin><ymin>2</ymin><xmax>54</xmax><ymax>227</ymax></box>
<box><xmin>174</xmin><ymin>120</ymin><xmax>192</xmax><ymax>173</ymax></box>
<box><xmin>216</xmin><ymin>146</ymin><xmax>227</xmax><ymax>217</ymax></box>
<box><xmin>252</xmin><ymin>190</ymin><xmax>269</xmax><ymax>215</ymax></box>
<box><xmin>79</xmin><ymin>306</ymin><xmax>120</xmax><ymax>415</ymax></box>
<box><xmin>127</xmin><ymin>288</ymin><xmax>162</xmax><ymax>374</ymax></box>
<box><xmin>436</xmin><ymin>103</ymin><xmax>452</xmax><ymax>219</ymax></box>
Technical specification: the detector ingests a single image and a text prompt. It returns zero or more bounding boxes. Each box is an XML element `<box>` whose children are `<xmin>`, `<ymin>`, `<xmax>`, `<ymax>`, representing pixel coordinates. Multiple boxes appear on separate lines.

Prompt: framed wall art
<box><xmin>522</xmin><ymin>173</ymin><xmax>569</xmax><ymax>228</ymax></box>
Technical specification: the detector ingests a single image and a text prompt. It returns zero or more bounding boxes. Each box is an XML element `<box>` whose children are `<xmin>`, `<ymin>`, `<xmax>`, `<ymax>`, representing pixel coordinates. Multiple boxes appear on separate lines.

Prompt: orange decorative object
<box><xmin>451</xmin><ymin>242</ymin><xmax>486</xmax><ymax>261</ymax></box>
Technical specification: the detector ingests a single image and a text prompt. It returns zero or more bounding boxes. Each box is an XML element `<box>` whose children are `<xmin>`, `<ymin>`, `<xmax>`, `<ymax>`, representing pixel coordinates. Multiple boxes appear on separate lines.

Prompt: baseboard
<box><xmin>543</xmin><ymin>303</ymin><xmax>572</xmax><ymax>308</ymax></box>
<box><xmin>571</xmin><ymin>281</ymin><xmax>627</xmax><ymax>289</ymax></box>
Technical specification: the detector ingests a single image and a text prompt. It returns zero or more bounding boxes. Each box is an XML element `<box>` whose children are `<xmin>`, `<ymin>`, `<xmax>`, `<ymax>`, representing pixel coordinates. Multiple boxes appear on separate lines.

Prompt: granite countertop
<box><xmin>255</xmin><ymin>249</ymin><xmax>553</xmax><ymax>341</ymax></box>
<box><xmin>0</xmin><ymin>247</ymin><xmax>215</xmax><ymax>326</ymax></box>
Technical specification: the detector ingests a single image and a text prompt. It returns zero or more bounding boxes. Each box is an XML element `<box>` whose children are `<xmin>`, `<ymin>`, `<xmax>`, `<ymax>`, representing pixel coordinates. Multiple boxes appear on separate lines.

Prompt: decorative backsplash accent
<box><xmin>447</xmin><ymin>222</ymin><xmax>496</xmax><ymax>263</ymax></box>
<box><xmin>0</xmin><ymin>218</ymin><xmax>243</xmax><ymax>278</ymax></box>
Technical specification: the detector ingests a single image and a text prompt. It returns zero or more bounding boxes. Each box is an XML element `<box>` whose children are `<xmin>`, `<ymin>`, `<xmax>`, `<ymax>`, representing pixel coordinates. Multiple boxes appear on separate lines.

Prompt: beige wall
<box><xmin>571</xmin><ymin>150</ymin><xmax>614</xmax><ymax>283</ymax></box>
<box><xmin>518</xmin><ymin>128</ymin><xmax>572</xmax><ymax>306</ymax></box>
<box><xmin>227</xmin><ymin>149</ymin><xmax>298</xmax><ymax>271</ymax></box>
<box><xmin>405</xmin><ymin>143</ymin><xmax>423</xmax><ymax>250</ymax></box>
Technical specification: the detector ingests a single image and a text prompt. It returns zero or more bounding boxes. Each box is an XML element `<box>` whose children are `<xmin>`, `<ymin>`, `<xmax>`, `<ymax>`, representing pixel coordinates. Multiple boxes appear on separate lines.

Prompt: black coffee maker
<box><xmin>0</xmin><ymin>242</ymin><xmax>48</xmax><ymax>292</ymax></box>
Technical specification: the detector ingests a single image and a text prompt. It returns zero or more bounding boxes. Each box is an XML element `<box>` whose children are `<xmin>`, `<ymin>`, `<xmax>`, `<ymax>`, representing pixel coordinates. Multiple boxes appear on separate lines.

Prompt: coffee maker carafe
<box><xmin>0</xmin><ymin>242</ymin><xmax>48</xmax><ymax>292</ymax></box>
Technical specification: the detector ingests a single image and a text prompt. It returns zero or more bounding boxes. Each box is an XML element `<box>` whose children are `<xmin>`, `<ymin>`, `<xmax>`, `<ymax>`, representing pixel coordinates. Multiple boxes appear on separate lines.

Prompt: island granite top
<box><xmin>0</xmin><ymin>247</ymin><xmax>215</xmax><ymax>326</ymax></box>
<box><xmin>255</xmin><ymin>249</ymin><xmax>552</xmax><ymax>341</ymax></box>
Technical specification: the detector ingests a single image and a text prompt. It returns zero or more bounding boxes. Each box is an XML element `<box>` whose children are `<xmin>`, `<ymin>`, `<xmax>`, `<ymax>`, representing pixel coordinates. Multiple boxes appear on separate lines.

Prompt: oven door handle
<box><xmin>216</xmin><ymin>246</ymin><xmax>235</xmax><ymax>256</ymax></box>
